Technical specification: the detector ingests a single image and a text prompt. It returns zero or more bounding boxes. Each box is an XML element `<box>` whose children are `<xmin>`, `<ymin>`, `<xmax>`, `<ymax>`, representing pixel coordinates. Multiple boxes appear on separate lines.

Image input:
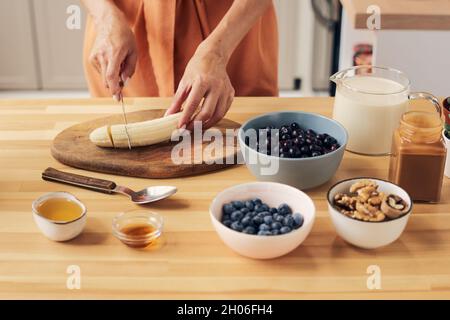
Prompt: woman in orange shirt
<box><xmin>82</xmin><ymin>0</ymin><xmax>278</xmax><ymax>129</ymax></box>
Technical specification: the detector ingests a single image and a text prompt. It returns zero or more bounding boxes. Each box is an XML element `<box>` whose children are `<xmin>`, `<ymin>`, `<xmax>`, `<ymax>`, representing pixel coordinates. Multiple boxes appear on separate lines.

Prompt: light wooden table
<box><xmin>0</xmin><ymin>97</ymin><xmax>449</xmax><ymax>299</ymax></box>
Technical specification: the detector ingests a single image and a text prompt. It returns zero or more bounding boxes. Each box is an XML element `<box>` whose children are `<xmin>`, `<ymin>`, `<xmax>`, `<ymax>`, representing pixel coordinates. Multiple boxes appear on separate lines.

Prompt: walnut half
<box><xmin>381</xmin><ymin>194</ymin><xmax>409</xmax><ymax>219</ymax></box>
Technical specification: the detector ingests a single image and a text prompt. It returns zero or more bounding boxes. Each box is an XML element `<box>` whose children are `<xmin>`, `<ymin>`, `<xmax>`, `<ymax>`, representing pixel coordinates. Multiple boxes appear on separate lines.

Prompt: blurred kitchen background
<box><xmin>1</xmin><ymin>0</ymin><xmax>448</xmax><ymax>99</ymax></box>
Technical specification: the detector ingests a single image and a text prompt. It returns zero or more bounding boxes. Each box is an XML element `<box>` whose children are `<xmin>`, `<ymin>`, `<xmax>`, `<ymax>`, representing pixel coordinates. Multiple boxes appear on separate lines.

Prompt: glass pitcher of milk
<box><xmin>330</xmin><ymin>66</ymin><xmax>441</xmax><ymax>155</ymax></box>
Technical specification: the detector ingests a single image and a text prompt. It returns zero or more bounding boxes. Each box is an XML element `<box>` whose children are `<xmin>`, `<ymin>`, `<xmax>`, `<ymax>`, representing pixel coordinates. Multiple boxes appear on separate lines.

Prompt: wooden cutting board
<box><xmin>51</xmin><ymin>109</ymin><xmax>241</xmax><ymax>178</ymax></box>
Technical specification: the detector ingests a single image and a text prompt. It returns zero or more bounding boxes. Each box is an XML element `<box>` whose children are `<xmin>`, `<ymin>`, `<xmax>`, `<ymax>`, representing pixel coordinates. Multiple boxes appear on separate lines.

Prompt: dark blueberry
<box><xmin>290</xmin><ymin>122</ymin><xmax>300</xmax><ymax>130</ymax></box>
<box><xmin>300</xmin><ymin>154</ymin><xmax>310</xmax><ymax>158</ymax></box>
<box><xmin>259</xmin><ymin>223</ymin><xmax>271</xmax><ymax>231</ymax></box>
<box><xmin>260</xmin><ymin>204</ymin><xmax>270</xmax><ymax>212</ymax></box>
<box><xmin>253</xmin><ymin>198</ymin><xmax>262</xmax><ymax>205</ymax></box>
<box><xmin>231</xmin><ymin>211</ymin><xmax>244</xmax><ymax>221</ymax></box>
<box><xmin>254</xmin><ymin>204</ymin><xmax>264</xmax><ymax>213</ymax></box>
<box><xmin>223</xmin><ymin>220</ymin><xmax>232</xmax><ymax>228</ymax></box>
<box><xmin>263</xmin><ymin>215</ymin><xmax>273</xmax><ymax>225</ymax></box>
<box><xmin>271</xmin><ymin>229</ymin><xmax>281</xmax><ymax>235</ymax></box>
<box><xmin>280</xmin><ymin>226</ymin><xmax>292</xmax><ymax>234</ymax></box>
<box><xmin>231</xmin><ymin>221</ymin><xmax>244</xmax><ymax>232</ymax></box>
<box><xmin>324</xmin><ymin>136</ymin><xmax>338</xmax><ymax>146</ymax></box>
<box><xmin>258</xmin><ymin>230</ymin><xmax>272</xmax><ymax>236</ymax></box>
<box><xmin>316</xmin><ymin>134</ymin><xmax>326</xmax><ymax>141</ymax></box>
<box><xmin>278</xmin><ymin>203</ymin><xmax>293</xmax><ymax>215</ymax></box>
<box><xmin>280</xmin><ymin>126</ymin><xmax>290</xmax><ymax>135</ymax></box>
<box><xmin>330</xmin><ymin>144</ymin><xmax>340</xmax><ymax>151</ymax></box>
<box><xmin>243</xmin><ymin>226</ymin><xmax>256</xmax><ymax>234</ymax></box>
<box><xmin>223</xmin><ymin>203</ymin><xmax>235</xmax><ymax>215</ymax></box>
<box><xmin>245</xmin><ymin>200</ymin><xmax>254</xmax><ymax>211</ymax></box>
<box><xmin>315</xmin><ymin>139</ymin><xmax>323</xmax><ymax>147</ymax></box>
<box><xmin>288</xmin><ymin>147</ymin><xmax>300</xmax><ymax>158</ymax></box>
<box><xmin>271</xmin><ymin>222</ymin><xmax>282</xmax><ymax>230</ymax></box>
<box><xmin>291</xmin><ymin>130</ymin><xmax>299</xmax><ymax>138</ymax></box>
<box><xmin>300</xmin><ymin>145</ymin><xmax>310</xmax><ymax>154</ymax></box>
<box><xmin>306</xmin><ymin>129</ymin><xmax>317</xmax><ymax>136</ymax></box>
<box><xmin>305</xmin><ymin>138</ymin><xmax>313</xmax><ymax>145</ymax></box>
<box><xmin>252</xmin><ymin>215</ymin><xmax>263</xmax><ymax>226</ymax></box>
<box><xmin>309</xmin><ymin>144</ymin><xmax>323</xmax><ymax>153</ymax></box>
<box><xmin>231</xmin><ymin>201</ymin><xmax>244</xmax><ymax>209</ymax></box>
<box><xmin>280</xmin><ymin>152</ymin><xmax>287</xmax><ymax>158</ymax></box>
<box><xmin>281</xmin><ymin>134</ymin><xmax>291</xmax><ymax>141</ymax></box>
<box><xmin>294</xmin><ymin>138</ymin><xmax>305</xmax><ymax>147</ymax></box>
<box><xmin>240</xmin><ymin>208</ymin><xmax>249</xmax><ymax>214</ymax></box>
<box><xmin>283</xmin><ymin>216</ymin><xmax>295</xmax><ymax>228</ymax></box>
<box><xmin>270</xmin><ymin>207</ymin><xmax>278</xmax><ymax>214</ymax></box>
<box><xmin>311</xmin><ymin>151</ymin><xmax>322</xmax><ymax>157</ymax></box>
<box><xmin>281</xmin><ymin>140</ymin><xmax>293</xmax><ymax>148</ymax></box>
<box><xmin>293</xmin><ymin>213</ymin><xmax>304</xmax><ymax>229</ymax></box>
<box><xmin>273</xmin><ymin>214</ymin><xmax>284</xmax><ymax>223</ymax></box>
<box><xmin>260</xmin><ymin>211</ymin><xmax>271</xmax><ymax>217</ymax></box>
<box><xmin>241</xmin><ymin>216</ymin><xmax>252</xmax><ymax>227</ymax></box>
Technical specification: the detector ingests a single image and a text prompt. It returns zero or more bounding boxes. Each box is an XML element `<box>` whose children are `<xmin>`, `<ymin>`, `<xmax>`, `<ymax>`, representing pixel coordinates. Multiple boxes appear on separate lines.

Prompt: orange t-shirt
<box><xmin>83</xmin><ymin>0</ymin><xmax>278</xmax><ymax>97</ymax></box>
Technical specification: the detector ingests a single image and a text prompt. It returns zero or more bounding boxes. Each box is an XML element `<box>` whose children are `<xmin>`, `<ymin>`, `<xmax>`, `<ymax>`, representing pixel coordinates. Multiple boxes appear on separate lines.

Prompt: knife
<box><xmin>118</xmin><ymin>77</ymin><xmax>132</xmax><ymax>150</ymax></box>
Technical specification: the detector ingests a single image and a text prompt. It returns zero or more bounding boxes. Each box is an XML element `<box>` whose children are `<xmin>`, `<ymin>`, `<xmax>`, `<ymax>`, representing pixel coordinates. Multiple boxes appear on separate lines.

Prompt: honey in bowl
<box><xmin>112</xmin><ymin>210</ymin><xmax>163</xmax><ymax>248</ymax></box>
<box><xmin>37</xmin><ymin>197</ymin><xmax>83</xmax><ymax>222</ymax></box>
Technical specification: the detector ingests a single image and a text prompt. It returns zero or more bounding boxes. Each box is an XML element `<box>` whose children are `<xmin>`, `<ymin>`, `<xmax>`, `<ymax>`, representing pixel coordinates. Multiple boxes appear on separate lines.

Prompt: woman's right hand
<box><xmin>89</xmin><ymin>6</ymin><xmax>137</xmax><ymax>99</ymax></box>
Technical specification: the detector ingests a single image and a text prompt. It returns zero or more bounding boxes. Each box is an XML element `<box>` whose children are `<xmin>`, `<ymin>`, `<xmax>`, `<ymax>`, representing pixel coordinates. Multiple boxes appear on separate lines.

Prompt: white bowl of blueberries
<box><xmin>238</xmin><ymin>111</ymin><xmax>348</xmax><ymax>190</ymax></box>
<box><xmin>210</xmin><ymin>182</ymin><xmax>315</xmax><ymax>259</ymax></box>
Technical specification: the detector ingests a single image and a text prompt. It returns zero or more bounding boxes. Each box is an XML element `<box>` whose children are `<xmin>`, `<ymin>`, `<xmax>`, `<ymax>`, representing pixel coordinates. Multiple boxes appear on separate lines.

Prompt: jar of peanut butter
<box><xmin>389</xmin><ymin>111</ymin><xmax>446</xmax><ymax>203</ymax></box>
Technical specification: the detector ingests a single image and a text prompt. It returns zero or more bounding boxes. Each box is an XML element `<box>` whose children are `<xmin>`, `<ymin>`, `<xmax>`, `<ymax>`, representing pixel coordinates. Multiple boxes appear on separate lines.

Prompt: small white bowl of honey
<box><xmin>32</xmin><ymin>192</ymin><xmax>87</xmax><ymax>241</ymax></box>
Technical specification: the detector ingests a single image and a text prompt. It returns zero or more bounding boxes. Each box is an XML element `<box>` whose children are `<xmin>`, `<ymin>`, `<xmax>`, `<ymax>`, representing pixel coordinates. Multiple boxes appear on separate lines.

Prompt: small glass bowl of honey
<box><xmin>112</xmin><ymin>210</ymin><xmax>163</xmax><ymax>248</ymax></box>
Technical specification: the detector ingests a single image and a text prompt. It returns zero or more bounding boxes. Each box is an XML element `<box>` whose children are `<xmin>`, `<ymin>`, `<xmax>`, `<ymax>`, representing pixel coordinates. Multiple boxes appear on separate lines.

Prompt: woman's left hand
<box><xmin>165</xmin><ymin>45</ymin><xmax>235</xmax><ymax>130</ymax></box>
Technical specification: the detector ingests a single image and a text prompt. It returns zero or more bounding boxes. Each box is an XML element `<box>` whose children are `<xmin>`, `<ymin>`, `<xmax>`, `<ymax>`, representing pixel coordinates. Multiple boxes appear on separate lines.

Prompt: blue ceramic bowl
<box><xmin>238</xmin><ymin>111</ymin><xmax>348</xmax><ymax>190</ymax></box>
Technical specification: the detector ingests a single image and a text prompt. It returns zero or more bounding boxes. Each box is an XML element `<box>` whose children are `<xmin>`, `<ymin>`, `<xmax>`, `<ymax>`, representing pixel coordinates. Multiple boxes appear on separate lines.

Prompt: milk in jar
<box><xmin>333</xmin><ymin>75</ymin><xmax>408</xmax><ymax>155</ymax></box>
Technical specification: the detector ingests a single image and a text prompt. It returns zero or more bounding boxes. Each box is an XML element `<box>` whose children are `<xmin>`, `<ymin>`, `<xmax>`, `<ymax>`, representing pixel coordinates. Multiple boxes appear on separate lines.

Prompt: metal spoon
<box><xmin>42</xmin><ymin>167</ymin><xmax>177</xmax><ymax>204</ymax></box>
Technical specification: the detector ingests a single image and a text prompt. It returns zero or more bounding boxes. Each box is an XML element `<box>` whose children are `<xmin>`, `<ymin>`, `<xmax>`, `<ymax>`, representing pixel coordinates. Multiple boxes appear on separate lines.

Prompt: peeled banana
<box><xmin>89</xmin><ymin>112</ymin><xmax>182</xmax><ymax>148</ymax></box>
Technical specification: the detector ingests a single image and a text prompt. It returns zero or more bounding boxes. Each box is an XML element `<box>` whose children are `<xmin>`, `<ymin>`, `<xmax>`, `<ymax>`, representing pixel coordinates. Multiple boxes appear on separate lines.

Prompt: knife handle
<box><xmin>42</xmin><ymin>167</ymin><xmax>117</xmax><ymax>194</ymax></box>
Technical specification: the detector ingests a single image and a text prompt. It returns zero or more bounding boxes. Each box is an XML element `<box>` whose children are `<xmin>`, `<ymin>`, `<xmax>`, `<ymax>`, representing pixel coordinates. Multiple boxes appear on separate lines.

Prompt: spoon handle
<box><xmin>42</xmin><ymin>167</ymin><xmax>117</xmax><ymax>194</ymax></box>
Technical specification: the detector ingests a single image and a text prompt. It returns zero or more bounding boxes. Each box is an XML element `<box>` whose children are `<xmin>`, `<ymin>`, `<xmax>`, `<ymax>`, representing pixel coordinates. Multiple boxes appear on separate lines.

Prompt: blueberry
<box><xmin>241</xmin><ymin>216</ymin><xmax>252</xmax><ymax>227</ymax></box>
<box><xmin>240</xmin><ymin>207</ymin><xmax>249</xmax><ymax>214</ymax></box>
<box><xmin>281</xmin><ymin>134</ymin><xmax>291</xmax><ymax>141</ymax></box>
<box><xmin>306</xmin><ymin>129</ymin><xmax>317</xmax><ymax>136</ymax></box>
<box><xmin>290</xmin><ymin>122</ymin><xmax>300</xmax><ymax>130</ymax></box>
<box><xmin>324</xmin><ymin>136</ymin><xmax>338</xmax><ymax>146</ymax></box>
<box><xmin>271</xmin><ymin>222</ymin><xmax>282</xmax><ymax>230</ymax></box>
<box><xmin>231</xmin><ymin>211</ymin><xmax>244</xmax><ymax>221</ymax></box>
<box><xmin>300</xmin><ymin>145</ymin><xmax>310</xmax><ymax>154</ymax></box>
<box><xmin>311</xmin><ymin>151</ymin><xmax>322</xmax><ymax>157</ymax></box>
<box><xmin>258</xmin><ymin>230</ymin><xmax>272</xmax><ymax>236</ymax></box>
<box><xmin>291</xmin><ymin>130</ymin><xmax>299</xmax><ymax>138</ymax></box>
<box><xmin>231</xmin><ymin>201</ymin><xmax>244</xmax><ymax>209</ymax></box>
<box><xmin>253</xmin><ymin>198</ymin><xmax>262</xmax><ymax>206</ymax></box>
<box><xmin>270</xmin><ymin>208</ymin><xmax>278</xmax><ymax>214</ymax></box>
<box><xmin>259</xmin><ymin>223</ymin><xmax>271</xmax><ymax>231</ymax></box>
<box><xmin>273</xmin><ymin>214</ymin><xmax>284</xmax><ymax>223</ymax></box>
<box><xmin>263</xmin><ymin>215</ymin><xmax>273</xmax><ymax>225</ymax></box>
<box><xmin>260</xmin><ymin>204</ymin><xmax>269</xmax><ymax>212</ymax></box>
<box><xmin>293</xmin><ymin>213</ymin><xmax>304</xmax><ymax>229</ymax></box>
<box><xmin>223</xmin><ymin>203</ymin><xmax>235</xmax><ymax>215</ymax></box>
<box><xmin>278</xmin><ymin>203</ymin><xmax>292</xmax><ymax>215</ymax></box>
<box><xmin>254</xmin><ymin>204</ymin><xmax>262</xmax><ymax>212</ymax></box>
<box><xmin>271</xmin><ymin>229</ymin><xmax>280</xmax><ymax>235</ymax></box>
<box><xmin>223</xmin><ymin>220</ymin><xmax>232</xmax><ymax>228</ymax></box>
<box><xmin>245</xmin><ymin>200</ymin><xmax>254</xmax><ymax>211</ymax></box>
<box><xmin>243</xmin><ymin>226</ymin><xmax>256</xmax><ymax>234</ymax></box>
<box><xmin>280</xmin><ymin>226</ymin><xmax>292</xmax><ymax>234</ymax></box>
<box><xmin>283</xmin><ymin>216</ymin><xmax>295</xmax><ymax>228</ymax></box>
<box><xmin>231</xmin><ymin>221</ymin><xmax>244</xmax><ymax>232</ymax></box>
<box><xmin>252</xmin><ymin>216</ymin><xmax>263</xmax><ymax>226</ymax></box>
<box><xmin>280</xmin><ymin>126</ymin><xmax>290</xmax><ymax>135</ymax></box>
<box><xmin>260</xmin><ymin>211</ymin><xmax>271</xmax><ymax>217</ymax></box>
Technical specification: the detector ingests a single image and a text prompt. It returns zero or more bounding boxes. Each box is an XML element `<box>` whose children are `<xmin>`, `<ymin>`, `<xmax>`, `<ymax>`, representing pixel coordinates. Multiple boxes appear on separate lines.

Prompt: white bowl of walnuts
<box><xmin>327</xmin><ymin>178</ymin><xmax>412</xmax><ymax>249</ymax></box>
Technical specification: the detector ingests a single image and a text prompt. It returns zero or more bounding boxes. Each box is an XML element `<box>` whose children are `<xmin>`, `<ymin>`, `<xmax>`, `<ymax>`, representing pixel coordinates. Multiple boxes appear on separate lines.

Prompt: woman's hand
<box><xmin>89</xmin><ymin>6</ymin><xmax>137</xmax><ymax>99</ymax></box>
<box><xmin>165</xmin><ymin>45</ymin><xmax>235</xmax><ymax>130</ymax></box>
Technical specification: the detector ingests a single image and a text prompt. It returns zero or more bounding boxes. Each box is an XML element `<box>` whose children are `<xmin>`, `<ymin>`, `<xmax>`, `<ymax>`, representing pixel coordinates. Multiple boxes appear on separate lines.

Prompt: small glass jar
<box><xmin>389</xmin><ymin>111</ymin><xmax>446</xmax><ymax>202</ymax></box>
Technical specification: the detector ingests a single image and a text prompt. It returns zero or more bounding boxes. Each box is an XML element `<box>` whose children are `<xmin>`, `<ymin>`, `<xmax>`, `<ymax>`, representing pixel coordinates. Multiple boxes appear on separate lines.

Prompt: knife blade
<box><xmin>119</xmin><ymin>79</ymin><xmax>132</xmax><ymax>150</ymax></box>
